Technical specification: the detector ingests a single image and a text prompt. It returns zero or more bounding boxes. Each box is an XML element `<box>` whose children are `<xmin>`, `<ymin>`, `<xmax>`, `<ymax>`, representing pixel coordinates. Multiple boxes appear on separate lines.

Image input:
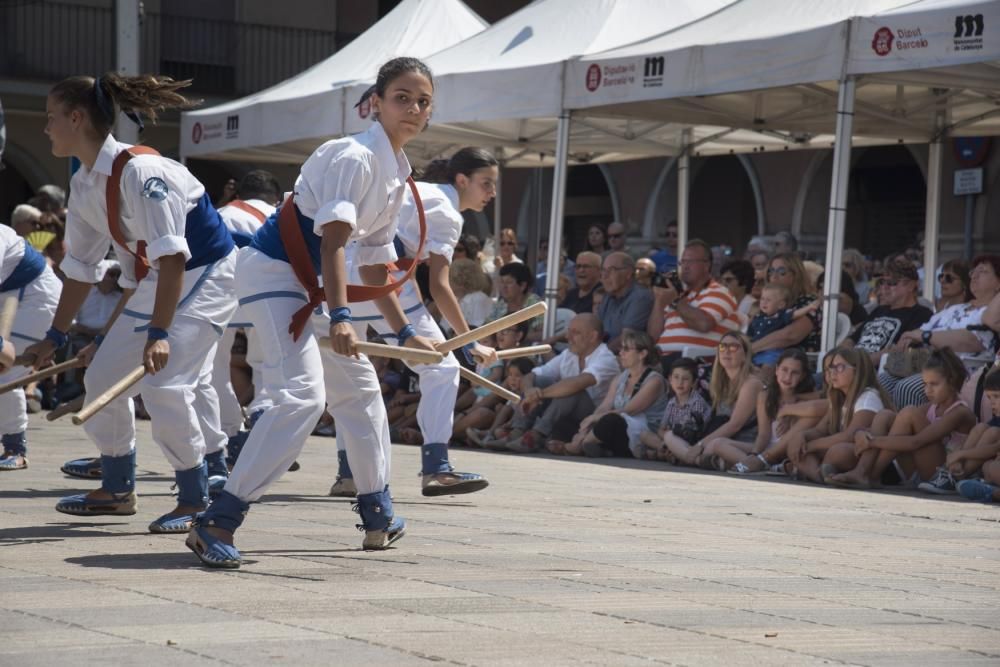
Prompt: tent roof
<box><xmin>564</xmin><ymin>0</ymin><xmax>1000</xmax><ymax>144</ymax></box>
<box><xmin>179</xmin><ymin>0</ymin><xmax>486</xmax><ymax>161</ymax></box>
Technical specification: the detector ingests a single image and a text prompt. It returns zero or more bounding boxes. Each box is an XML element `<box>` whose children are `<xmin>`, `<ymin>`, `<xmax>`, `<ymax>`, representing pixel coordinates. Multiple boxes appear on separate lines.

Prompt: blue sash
<box><xmin>0</xmin><ymin>242</ymin><xmax>46</xmax><ymax>293</ymax></box>
<box><xmin>184</xmin><ymin>193</ymin><xmax>235</xmax><ymax>270</ymax></box>
<box><xmin>251</xmin><ymin>204</ymin><xmax>321</xmax><ymax>274</ymax></box>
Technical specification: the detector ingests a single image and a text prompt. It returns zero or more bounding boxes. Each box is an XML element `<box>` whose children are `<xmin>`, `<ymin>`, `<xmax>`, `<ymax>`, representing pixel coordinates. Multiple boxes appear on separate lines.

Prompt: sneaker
<box><xmin>328</xmin><ymin>476</ymin><xmax>357</xmax><ymax>497</ymax></box>
<box><xmin>312</xmin><ymin>421</ymin><xmax>336</xmax><ymax>437</ymax></box>
<box><xmin>957</xmin><ymin>479</ymin><xmax>998</xmax><ymax>503</ymax></box>
<box><xmin>918</xmin><ymin>468</ymin><xmax>956</xmax><ymax>495</ymax></box>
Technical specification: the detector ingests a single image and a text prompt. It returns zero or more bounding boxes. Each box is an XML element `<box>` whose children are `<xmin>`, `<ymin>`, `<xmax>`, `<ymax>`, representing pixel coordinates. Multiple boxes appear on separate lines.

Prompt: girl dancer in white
<box><xmin>187</xmin><ymin>57</ymin><xmax>438</xmax><ymax>568</ymax></box>
<box><xmin>328</xmin><ymin>147</ymin><xmax>499</xmax><ymax>498</ymax></box>
<box><xmin>26</xmin><ymin>73</ymin><xmax>237</xmax><ymax>533</ymax></box>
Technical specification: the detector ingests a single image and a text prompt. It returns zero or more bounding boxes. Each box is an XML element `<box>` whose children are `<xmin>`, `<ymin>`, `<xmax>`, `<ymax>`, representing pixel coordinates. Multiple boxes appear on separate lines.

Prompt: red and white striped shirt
<box><xmin>656</xmin><ymin>279</ymin><xmax>740</xmax><ymax>353</ymax></box>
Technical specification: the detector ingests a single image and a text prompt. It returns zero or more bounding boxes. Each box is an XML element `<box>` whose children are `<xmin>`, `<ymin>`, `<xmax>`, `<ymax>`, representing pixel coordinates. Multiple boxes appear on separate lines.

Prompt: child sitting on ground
<box><xmin>921</xmin><ymin>367</ymin><xmax>1000</xmax><ymax>495</ymax></box>
<box><xmin>468</xmin><ymin>358</ymin><xmax>535</xmax><ymax>449</ymax></box>
<box><xmin>638</xmin><ymin>357</ymin><xmax>713</xmax><ymax>463</ymax></box>
<box><xmin>748</xmin><ymin>284</ymin><xmax>819</xmax><ymax>370</ymax></box>
<box><xmin>454</xmin><ymin>323</ymin><xmax>529</xmax><ymax>442</ymax></box>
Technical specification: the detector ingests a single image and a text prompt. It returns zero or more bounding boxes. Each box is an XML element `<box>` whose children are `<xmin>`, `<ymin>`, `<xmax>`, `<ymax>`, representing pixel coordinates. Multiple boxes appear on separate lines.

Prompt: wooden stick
<box><xmin>0</xmin><ymin>295</ymin><xmax>17</xmax><ymax>340</ymax></box>
<box><xmin>459</xmin><ymin>365</ymin><xmax>520</xmax><ymax>404</ymax></box>
<box><xmin>437</xmin><ymin>301</ymin><xmax>547</xmax><ymax>353</ymax></box>
<box><xmin>0</xmin><ymin>357</ymin><xmax>85</xmax><ymax>395</ymax></box>
<box><xmin>320</xmin><ymin>338</ymin><xmax>444</xmax><ymax>365</ymax></box>
<box><xmin>47</xmin><ymin>395</ymin><xmax>85</xmax><ymax>421</ymax></box>
<box><xmin>72</xmin><ymin>366</ymin><xmax>146</xmax><ymax>426</ymax></box>
<box><xmin>495</xmin><ymin>344</ymin><xmax>551</xmax><ymax>360</ymax></box>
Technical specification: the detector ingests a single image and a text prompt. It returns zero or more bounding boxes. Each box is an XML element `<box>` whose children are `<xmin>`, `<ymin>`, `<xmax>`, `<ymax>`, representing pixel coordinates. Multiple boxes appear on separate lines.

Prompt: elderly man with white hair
<box><xmin>11</xmin><ymin>204</ymin><xmax>42</xmax><ymax>237</ymax></box>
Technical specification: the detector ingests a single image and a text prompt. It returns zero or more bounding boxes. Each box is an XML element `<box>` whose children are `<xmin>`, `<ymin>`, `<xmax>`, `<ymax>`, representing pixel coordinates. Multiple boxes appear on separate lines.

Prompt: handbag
<box><xmin>884</xmin><ymin>345</ymin><xmax>932</xmax><ymax>378</ymax></box>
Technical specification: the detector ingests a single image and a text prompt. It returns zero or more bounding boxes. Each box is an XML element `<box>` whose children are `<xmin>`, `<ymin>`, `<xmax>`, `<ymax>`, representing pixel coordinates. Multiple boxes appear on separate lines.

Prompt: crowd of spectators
<box><xmin>5</xmin><ymin>182</ymin><xmax>1000</xmax><ymax>504</ymax></box>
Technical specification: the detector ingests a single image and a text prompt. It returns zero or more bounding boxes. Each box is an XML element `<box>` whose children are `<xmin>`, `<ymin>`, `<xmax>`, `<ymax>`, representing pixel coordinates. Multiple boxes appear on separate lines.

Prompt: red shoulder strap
<box><xmin>226</xmin><ymin>199</ymin><xmax>267</xmax><ymax>224</ymax></box>
<box><xmin>106</xmin><ymin>145</ymin><xmax>161</xmax><ymax>282</ymax></box>
<box><xmin>278</xmin><ymin>176</ymin><xmax>427</xmax><ymax>341</ymax></box>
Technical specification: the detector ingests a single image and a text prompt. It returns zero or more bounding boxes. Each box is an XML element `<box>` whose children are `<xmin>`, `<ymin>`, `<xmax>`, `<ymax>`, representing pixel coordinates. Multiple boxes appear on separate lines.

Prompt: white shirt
<box><xmin>396</xmin><ymin>182</ymin><xmax>463</xmax><ymax>263</ymax></box>
<box><xmin>0</xmin><ymin>225</ymin><xmax>26</xmax><ymax>284</ymax></box>
<box><xmin>61</xmin><ymin>134</ymin><xmax>206</xmax><ymax>289</ymax></box>
<box><xmin>531</xmin><ymin>342</ymin><xmax>620</xmax><ymax>402</ymax></box>
<box><xmin>218</xmin><ymin>199</ymin><xmax>275</xmax><ymax>236</ymax></box>
<box><xmin>295</xmin><ymin>122</ymin><xmax>411</xmax><ymax>268</ymax></box>
<box><xmin>853</xmin><ymin>388</ymin><xmax>885</xmax><ymax>415</ymax></box>
<box><xmin>440</xmin><ymin>290</ymin><xmax>493</xmax><ymax>336</ymax></box>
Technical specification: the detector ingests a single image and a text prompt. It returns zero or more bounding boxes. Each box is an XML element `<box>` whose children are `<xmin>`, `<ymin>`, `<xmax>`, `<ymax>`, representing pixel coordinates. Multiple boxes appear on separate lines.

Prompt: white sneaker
<box><xmin>328</xmin><ymin>476</ymin><xmax>357</xmax><ymax>497</ymax></box>
<box><xmin>918</xmin><ymin>468</ymin><xmax>956</xmax><ymax>495</ymax></box>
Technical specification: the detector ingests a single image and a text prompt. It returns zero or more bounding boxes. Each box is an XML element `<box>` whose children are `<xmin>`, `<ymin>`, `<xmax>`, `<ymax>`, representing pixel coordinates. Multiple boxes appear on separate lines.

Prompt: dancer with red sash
<box><xmin>187</xmin><ymin>57</ymin><xmax>438</xmax><ymax>568</ymax></box>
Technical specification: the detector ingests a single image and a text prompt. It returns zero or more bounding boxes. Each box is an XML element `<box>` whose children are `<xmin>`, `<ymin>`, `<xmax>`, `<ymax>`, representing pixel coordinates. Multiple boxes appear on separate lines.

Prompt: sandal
<box><xmin>61</xmin><ymin>456</ymin><xmax>102</xmax><ymax>479</ymax></box>
<box><xmin>56</xmin><ymin>491</ymin><xmax>137</xmax><ymax>516</ymax></box>
<box><xmin>149</xmin><ymin>509</ymin><xmax>202</xmax><ymax>534</ymax></box>
<box><xmin>186</xmin><ymin>523</ymin><xmax>242</xmax><ymax>568</ymax></box>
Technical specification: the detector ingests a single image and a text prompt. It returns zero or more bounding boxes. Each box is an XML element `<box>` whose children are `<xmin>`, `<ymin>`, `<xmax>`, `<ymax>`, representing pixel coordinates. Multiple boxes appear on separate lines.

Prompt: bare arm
<box><xmin>807</xmin><ymin>409</ymin><xmax>877</xmax><ymax>454</ymax></box>
<box><xmin>982</xmin><ymin>290</ymin><xmax>1000</xmax><ymax>333</ymax></box>
<box><xmin>618</xmin><ymin>374</ymin><xmax>664</xmax><ymax>417</ymax></box>
<box><xmin>869</xmin><ymin>407</ymin><xmax>976</xmax><ymax>453</ymax></box>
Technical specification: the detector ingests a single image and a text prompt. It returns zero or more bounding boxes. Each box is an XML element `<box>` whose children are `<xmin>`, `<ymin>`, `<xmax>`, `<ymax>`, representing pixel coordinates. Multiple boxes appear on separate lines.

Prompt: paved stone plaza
<box><xmin>1</xmin><ymin>413</ymin><xmax>998</xmax><ymax>666</ymax></box>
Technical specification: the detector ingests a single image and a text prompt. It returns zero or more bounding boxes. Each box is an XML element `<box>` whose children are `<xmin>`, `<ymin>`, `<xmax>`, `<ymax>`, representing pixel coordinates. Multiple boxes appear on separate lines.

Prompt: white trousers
<box><xmin>82</xmin><ymin>253</ymin><xmax>237</xmax><ymax>469</ymax></box>
<box><xmin>212</xmin><ymin>327</ymin><xmax>243</xmax><ymax>437</ymax></box>
<box><xmin>339</xmin><ymin>276</ymin><xmax>460</xmax><ymax>448</ymax></box>
<box><xmin>223</xmin><ymin>248</ymin><xmax>391</xmax><ymax>502</ymax></box>
<box><xmin>0</xmin><ymin>266</ymin><xmax>62</xmax><ymax>436</ymax></box>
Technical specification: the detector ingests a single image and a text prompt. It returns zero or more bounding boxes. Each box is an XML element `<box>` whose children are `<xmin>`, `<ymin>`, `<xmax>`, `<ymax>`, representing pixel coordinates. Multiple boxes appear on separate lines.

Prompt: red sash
<box><xmin>278</xmin><ymin>176</ymin><xmax>426</xmax><ymax>341</ymax></box>
<box><xmin>105</xmin><ymin>145</ymin><xmax>161</xmax><ymax>281</ymax></box>
<box><xmin>226</xmin><ymin>199</ymin><xmax>267</xmax><ymax>224</ymax></box>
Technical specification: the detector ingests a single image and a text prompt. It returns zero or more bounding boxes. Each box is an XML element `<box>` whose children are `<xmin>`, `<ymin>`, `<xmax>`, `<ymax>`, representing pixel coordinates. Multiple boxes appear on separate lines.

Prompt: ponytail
<box><xmin>420</xmin><ymin>147</ymin><xmax>498</xmax><ymax>185</ymax></box>
<box><xmin>50</xmin><ymin>73</ymin><xmax>199</xmax><ymax>138</ymax></box>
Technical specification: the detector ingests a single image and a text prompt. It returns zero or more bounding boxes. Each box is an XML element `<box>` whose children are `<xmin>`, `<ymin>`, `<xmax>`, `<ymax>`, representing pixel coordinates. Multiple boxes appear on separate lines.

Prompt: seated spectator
<box><xmin>842</xmin><ymin>248</ymin><xmax>871</xmax><ymax>305</ymax></box>
<box><xmin>455</xmin><ymin>323</ymin><xmax>528</xmax><ymax>441</ymax></box>
<box><xmin>454</xmin><ymin>233</ymin><xmax>481</xmax><ymax>264</ymax></box>
<box><xmin>33</xmin><ymin>184</ymin><xmax>67</xmax><ymax>214</ymax></box>
<box><xmin>606</xmin><ymin>221</ymin><xmax>629</xmax><ymax>257</ymax></box>
<box><xmin>488</xmin><ymin>262</ymin><xmax>543</xmax><ymax>343</ymax></box>
<box><xmin>879</xmin><ymin>255</ymin><xmax>1000</xmax><ymax>409</ymax></box>
<box><xmin>709</xmin><ymin>348</ymin><xmax>819</xmax><ymax>473</ymax></box>
<box><xmin>648</xmin><ymin>220</ymin><xmax>679</xmax><ymax>273</ymax></box>
<box><xmin>936</xmin><ymin>259</ymin><xmax>973</xmax><ymax>312</ymax></box>
<box><xmin>843</xmin><ymin>258</ymin><xmax>933</xmax><ymax>367</ymax></box>
<box><xmin>720</xmin><ymin>259</ymin><xmax>756</xmax><ymax>319</ymax></box>
<box><xmin>635</xmin><ymin>257</ymin><xmax>656</xmax><ymax>289</ymax></box>
<box><xmin>747</xmin><ymin>284</ymin><xmax>819</xmax><ymax>369</ymax></box>
<box><xmin>591</xmin><ymin>286</ymin><xmax>606</xmax><ymax>314</ymax></box>
<box><xmin>749</xmin><ymin>250</ymin><xmax>771</xmax><ymax>273</ymax></box>
<box><xmin>486</xmin><ymin>313</ymin><xmax>619</xmax><ymax>453</ymax></box>
<box><xmin>440</xmin><ymin>258</ymin><xmax>493</xmax><ymax>336</ymax></box>
<box><xmin>648</xmin><ymin>239</ymin><xmax>740</xmax><ymax>365</ymax></box>
<box><xmin>785</xmin><ymin>347</ymin><xmax>891</xmax><ymax>483</ymax></box>
<box><xmin>686</xmin><ymin>332</ymin><xmax>765</xmax><ymax>466</ymax></box>
<box><xmin>487</xmin><ymin>227</ymin><xmax>523</xmax><ymax>291</ymax></box>
<box><xmin>534</xmin><ymin>246</ymin><xmax>573</xmax><ymax>297</ymax></box>
<box><xmin>561</xmin><ymin>251</ymin><xmax>602</xmax><ymax>314</ymax></box>
<box><xmin>927</xmin><ymin>368</ymin><xmax>1000</xmax><ymax>494</ymax></box>
<box><xmin>752</xmin><ymin>252</ymin><xmax>822</xmax><ymax>357</ymax></box>
<box><xmin>561</xmin><ymin>331</ymin><xmax>667</xmax><ymax>457</ymax></box>
<box><xmin>598</xmin><ymin>252</ymin><xmax>653</xmax><ymax>352</ymax></box>
<box><xmin>468</xmin><ymin>358</ymin><xmax>535</xmax><ymax>448</ymax></box>
<box><xmin>637</xmin><ymin>357</ymin><xmax>713</xmax><ymax>462</ymax></box>
<box><xmin>587</xmin><ymin>223</ymin><xmax>610</xmax><ymax>257</ymax></box>
<box><xmin>11</xmin><ymin>204</ymin><xmax>42</xmax><ymax>237</ymax></box>
<box><xmin>831</xmin><ymin>348</ymin><xmax>975</xmax><ymax>490</ymax></box>
<box><xmin>774</xmin><ymin>230</ymin><xmax>799</xmax><ymax>257</ymax></box>
<box><xmin>836</xmin><ymin>272</ymin><xmax>869</xmax><ymax>325</ymax></box>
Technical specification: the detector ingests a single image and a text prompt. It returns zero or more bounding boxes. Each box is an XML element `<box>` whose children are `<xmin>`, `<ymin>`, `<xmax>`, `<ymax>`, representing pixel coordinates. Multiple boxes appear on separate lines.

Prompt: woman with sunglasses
<box><xmin>879</xmin><ymin>255</ymin><xmax>1000</xmax><ymax>409</ymax></box>
<box><xmin>936</xmin><ymin>259</ymin><xmax>973</xmax><ymax>312</ymax></box>
<box><xmin>686</xmin><ymin>332</ymin><xmax>764</xmax><ymax>468</ymax></box>
<box><xmin>750</xmin><ymin>253</ymin><xmax>822</xmax><ymax>360</ymax></box>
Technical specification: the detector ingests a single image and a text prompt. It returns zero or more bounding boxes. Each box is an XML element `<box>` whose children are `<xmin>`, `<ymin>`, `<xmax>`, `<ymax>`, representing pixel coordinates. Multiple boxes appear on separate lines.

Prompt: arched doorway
<box><xmin>562</xmin><ymin>164</ymin><xmax>613</xmax><ymax>257</ymax></box>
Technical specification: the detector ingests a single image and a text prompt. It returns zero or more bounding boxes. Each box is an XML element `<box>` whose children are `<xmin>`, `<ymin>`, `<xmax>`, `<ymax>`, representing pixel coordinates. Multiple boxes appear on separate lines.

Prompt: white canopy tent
<box><xmin>562</xmin><ymin>0</ymin><xmax>1000</xmax><ymax>351</ymax></box>
<box><xmin>178</xmin><ymin>0</ymin><xmax>488</xmax><ymax>163</ymax></box>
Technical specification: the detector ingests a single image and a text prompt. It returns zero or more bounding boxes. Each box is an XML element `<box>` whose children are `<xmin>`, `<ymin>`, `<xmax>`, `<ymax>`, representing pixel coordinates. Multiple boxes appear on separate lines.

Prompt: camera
<box><xmin>652</xmin><ymin>271</ymin><xmax>683</xmax><ymax>292</ymax></box>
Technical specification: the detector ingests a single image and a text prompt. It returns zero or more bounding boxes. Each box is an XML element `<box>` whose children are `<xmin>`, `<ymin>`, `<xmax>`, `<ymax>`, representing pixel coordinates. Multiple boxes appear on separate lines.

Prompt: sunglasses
<box><xmin>766</xmin><ymin>266</ymin><xmax>789</xmax><ymax>277</ymax></box>
<box><xmin>717</xmin><ymin>342</ymin><xmax>744</xmax><ymax>353</ymax></box>
<box><xmin>937</xmin><ymin>273</ymin><xmax>957</xmax><ymax>284</ymax></box>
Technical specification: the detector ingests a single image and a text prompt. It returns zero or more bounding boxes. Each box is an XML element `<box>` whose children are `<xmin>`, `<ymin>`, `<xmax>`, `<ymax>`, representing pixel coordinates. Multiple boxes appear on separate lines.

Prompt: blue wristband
<box><xmin>147</xmin><ymin>327</ymin><xmax>169</xmax><ymax>341</ymax></box>
<box><xmin>44</xmin><ymin>326</ymin><xmax>68</xmax><ymax>348</ymax></box>
<box><xmin>459</xmin><ymin>342</ymin><xmax>477</xmax><ymax>365</ymax></box>
<box><xmin>396</xmin><ymin>323</ymin><xmax>416</xmax><ymax>347</ymax></box>
<box><xmin>329</xmin><ymin>306</ymin><xmax>352</xmax><ymax>325</ymax></box>
<box><xmin>94</xmin><ymin>334</ymin><xmax>106</xmax><ymax>347</ymax></box>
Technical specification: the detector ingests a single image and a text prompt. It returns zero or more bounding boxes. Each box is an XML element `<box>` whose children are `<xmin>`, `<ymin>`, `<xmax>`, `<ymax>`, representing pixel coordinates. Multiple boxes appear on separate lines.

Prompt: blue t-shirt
<box><xmin>251</xmin><ymin>203</ymin><xmax>321</xmax><ymax>274</ymax></box>
<box><xmin>747</xmin><ymin>308</ymin><xmax>795</xmax><ymax>342</ymax></box>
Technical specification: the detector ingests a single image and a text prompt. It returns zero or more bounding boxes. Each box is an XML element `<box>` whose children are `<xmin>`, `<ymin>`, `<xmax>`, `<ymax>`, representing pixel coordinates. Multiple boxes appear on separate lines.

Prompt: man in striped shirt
<box><xmin>647</xmin><ymin>239</ymin><xmax>740</xmax><ymax>362</ymax></box>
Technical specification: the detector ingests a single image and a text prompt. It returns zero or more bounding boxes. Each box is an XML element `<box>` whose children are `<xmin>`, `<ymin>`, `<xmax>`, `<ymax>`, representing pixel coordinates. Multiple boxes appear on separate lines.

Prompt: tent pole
<box><xmin>543</xmin><ymin>112</ymin><xmax>571</xmax><ymax>338</ymax></box>
<box><xmin>493</xmin><ymin>146</ymin><xmax>503</xmax><ymax>247</ymax></box>
<box><xmin>821</xmin><ymin>77</ymin><xmax>855</xmax><ymax>354</ymax></box>
<box><xmin>677</xmin><ymin>128</ymin><xmax>691</xmax><ymax>252</ymax></box>
<box><xmin>923</xmin><ymin>111</ymin><xmax>945</xmax><ymax>303</ymax></box>
<box><xmin>115</xmin><ymin>0</ymin><xmax>140</xmax><ymax>146</ymax></box>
